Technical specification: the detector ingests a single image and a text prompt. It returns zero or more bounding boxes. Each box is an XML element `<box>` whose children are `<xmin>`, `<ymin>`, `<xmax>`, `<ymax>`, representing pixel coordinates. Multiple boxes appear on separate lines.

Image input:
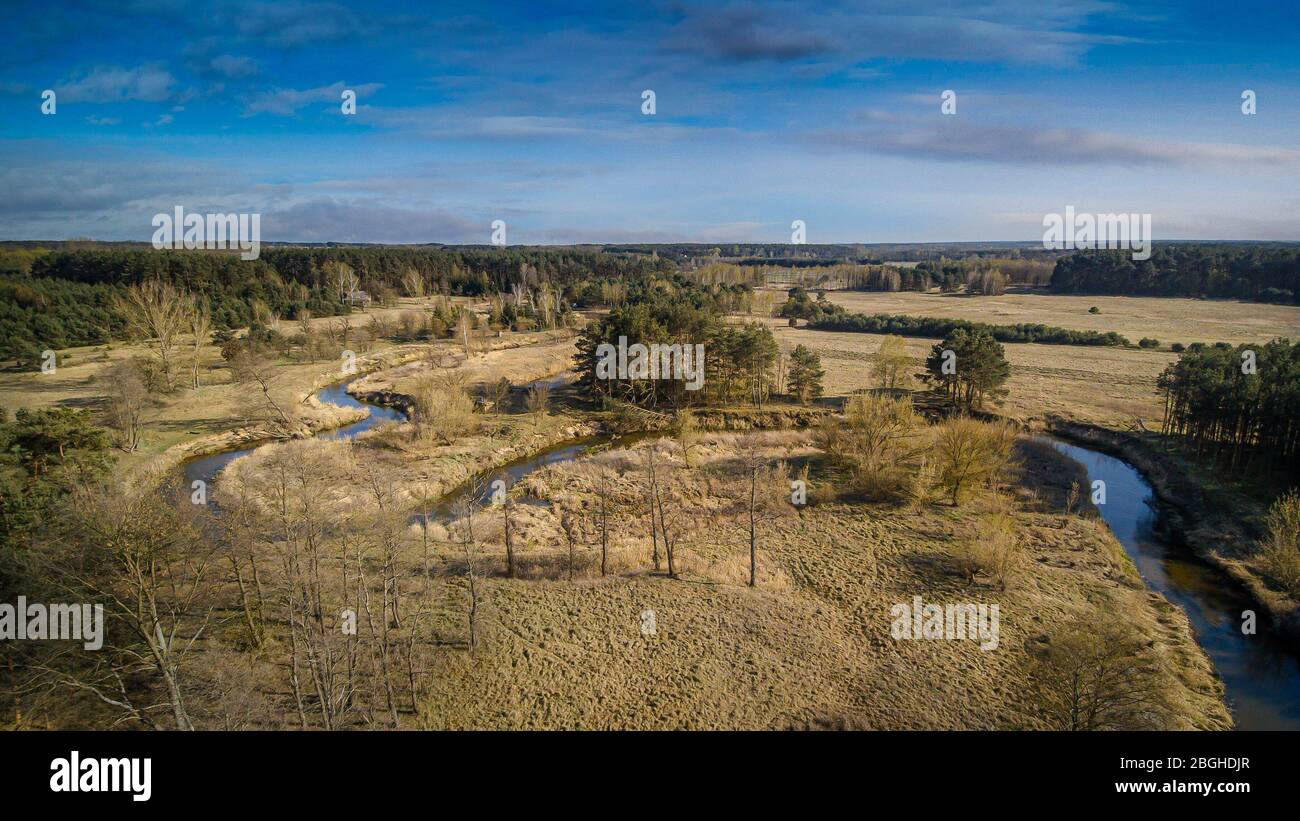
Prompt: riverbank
<box><xmin>1044</xmin><ymin>416</ymin><xmax>1300</xmax><ymax>644</ymax></box>
<box><xmin>161</xmin><ymin>355</ymin><xmax>1237</xmax><ymax>729</ymax></box>
<box><xmin>409</xmin><ymin>429</ymin><xmax>1231</xmax><ymax>729</ymax></box>
<box><xmin>152</xmin><ymin>329</ymin><xmax>578</xmax><ymax>492</ymax></box>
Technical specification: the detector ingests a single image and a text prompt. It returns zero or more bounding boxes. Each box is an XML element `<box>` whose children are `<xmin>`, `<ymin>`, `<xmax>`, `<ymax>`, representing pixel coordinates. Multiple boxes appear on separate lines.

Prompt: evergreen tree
<box><xmin>923</xmin><ymin>328</ymin><xmax>1010</xmax><ymax>411</ymax></box>
<box><xmin>787</xmin><ymin>344</ymin><xmax>825</xmax><ymax>405</ymax></box>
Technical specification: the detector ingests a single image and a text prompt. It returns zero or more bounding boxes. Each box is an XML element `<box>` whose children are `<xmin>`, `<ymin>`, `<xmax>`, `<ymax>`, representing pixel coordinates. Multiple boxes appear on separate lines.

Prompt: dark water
<box><xmin>182</xmin><ymin>378</ymin><xmax>407</xmax><ymax>489</ymax></box>
<box><xmin>179</xmin><ymin>373</ymin><xmax>595</xmax><ymax>521</ymax></box>
<box><xmin>1045</xmin><ymin>437</ymin><xmax>1300</xmax><ymax>730</ymax></box>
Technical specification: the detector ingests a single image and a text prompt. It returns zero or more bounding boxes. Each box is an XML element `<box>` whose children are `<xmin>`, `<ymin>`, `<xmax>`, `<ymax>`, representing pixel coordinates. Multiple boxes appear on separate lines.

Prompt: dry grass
<box><xmin>813</xmin><ymin>288</ymin><xmax>1300</xmax><ymax>346</ymax></box>
<box><xmin>409</xmin><ymin>430</ymin><xmax>1229</xmax><ymax>730</ymax></box>
<box><xmin>364</xmin><ymin>334</ymin><xmax>577</xmax><ymax>403</ymax></box>
<box><xmin>0</xmin><ymin>301</ymin><xmax>568</xmax><ymax>479</ymax></box>
<box><xmin>749</xmin><ymin>288</ymin><xmax>1299</xmax><ymax>429</ymax></box>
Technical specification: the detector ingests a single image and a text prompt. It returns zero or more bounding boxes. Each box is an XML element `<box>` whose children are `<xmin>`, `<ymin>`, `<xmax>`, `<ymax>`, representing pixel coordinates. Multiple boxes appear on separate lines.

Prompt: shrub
<box><xmin>1170</xmin><ymin>342</ymin><xmax>1185</xmax><ymax>353</ymax></box>
<box><xmin>1139</xmin><ymin>337</ymin><xmax>1160</xmax><ymax>349</ymax></box>
<box><xmin>412</xmin><ymin>373</ymin><xmax>476</xmax><ymax>443</ymax></box>
<box><xmin>958</xmin><ymin>509</ymin><xmax>1019</xmax><ymax>588</ymax></box>
<box><xmin>1260</xmin><ymin>489</ymin><xmax>1300</xmax><ymax>596</ymax></box>
<box><xmin>1030</xmin><ymin>615</ymin><xmax>1172</xmax><ymax>730</ymax></box>
<box><xmin>1088</xmin><ymin>306</ymin><xmax>1100</xmax><ymax>314</ymax></box>
<box><xmin>934</xmin><ymin>418</ymin><xmax>1017</xmax><ymax>505</ymax></box>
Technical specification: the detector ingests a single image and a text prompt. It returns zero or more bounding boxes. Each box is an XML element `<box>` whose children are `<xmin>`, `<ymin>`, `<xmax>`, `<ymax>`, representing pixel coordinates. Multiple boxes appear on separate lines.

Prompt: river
<box><xmin>1044</xmin><ymin>437</ymin><xmax>1300</xmax><ymax>730</ymax></box>
<box><xmin>177</xmin><ymin>381</ymin><xmax>1300</xmax><ymax>729</ymax></box>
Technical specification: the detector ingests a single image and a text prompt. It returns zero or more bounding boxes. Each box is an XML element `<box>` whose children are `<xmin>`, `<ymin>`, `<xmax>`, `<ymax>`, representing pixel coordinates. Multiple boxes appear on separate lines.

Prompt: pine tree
<box><xmin>787</xmin><ymin>344</ymin><xmax>825</xmax><ymax>405</ymax></box>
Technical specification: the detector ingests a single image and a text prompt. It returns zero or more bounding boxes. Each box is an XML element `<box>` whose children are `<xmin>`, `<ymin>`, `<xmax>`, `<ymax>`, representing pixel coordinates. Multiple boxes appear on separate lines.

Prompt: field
<box><xmin>814</xmin><ymin>289</ymin><xmax>1300</xmax><ymax>346</ymax></box>
<box><xmin>176</xmin><ymin>425</ymin><xmax>1231</xmax><ymax>730</ymax></box>
<box><xmin>753</xmin><ymin>289</ymin><xmax>1300</xmax><ymax>428</ymax></box>
<box><xmin>0</xmin><ymin>297</ymin><xmax>491</xmax><ymax>476</ymax></box>
<box><xmin>408</xmin><ymin>433</ymin><xmax>1229</xmax><ymax>729</ymax></box>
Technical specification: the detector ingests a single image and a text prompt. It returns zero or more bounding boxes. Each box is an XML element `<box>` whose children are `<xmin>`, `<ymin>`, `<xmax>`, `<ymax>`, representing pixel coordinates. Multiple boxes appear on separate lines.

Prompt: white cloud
<box><xmin>244</xmin><ymin>81</ymin><xmax>382</xmax><ymax>116</ymax></box>
<box><xmin>57</xmin><ymin>64</ymin><xmax>176</xmax><ymax>103</ymax></box>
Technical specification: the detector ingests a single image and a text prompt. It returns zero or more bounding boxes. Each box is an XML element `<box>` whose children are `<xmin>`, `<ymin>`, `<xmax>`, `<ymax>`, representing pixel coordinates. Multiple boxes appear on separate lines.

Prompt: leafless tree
<box><xmin>451</xmin><ymin>474</ymin><xmax>490</xmax><ymax>652</ymax></box>
<box><xmin>559</xmin><ymin>511</ymin><xmax>582</xmax><ymax>581</ymax></box>
<box><xmin>401</xmin><ymin>267</ymin><xmax>425</xmax><ymax>298</ymax></box>
<box><xmin>116</xmin><ymin>280</ymin><xmax>190</xmax><ymax>392</ymax></box>
<box><xmin>100</xmin><ymin>359</ymin><xmax>150</xmax><ymax>452</ymax></box>
<box><xmin>736</xmin><ymin>455</ymin><xmax>791</xmax><ymax>587</ymax></box>
<box><xmin>186</xmin><ymin>296</ymin><xmax>212</xmax><ymax>389</ymax></box>
<box><xmin>643</xmin><ymin>446</ymin><xmax>682</xmax><ymax>578</ymax></box>
<box><xmin>526</xmin><ymin>382</ymin><xmax>550</xmax><ymax>430</ymax></box>
<box><xmin>229</xmin><ymin>348</ymin><xmax>294</xmax><ymax>433</ymax></box>
<box><xmin>1031</xmin><ymin>615</ymin><xmax>1172</xmax><ymax>730</ymax></box>
<box><xmin>490</xmin><ymin>377</ymin><xmax>512</xmax><ymax>414</ymax></box>
<box><xmin>455</xmin><ymin>309</ymin><xmax>476</xmax><ymax>357</ymax></box>
<box><xmin>54</xmin><ymin>484</ymin><xmax>215</xmax><ymax>730</ymax></box>
<box><xmin>643</xmin><ymin>445</ymin><xmax>662</xmax><ymax>572</ymax></box>
<box><xmin>501</xmin><ymin>493</ymin><xmax>516</xmax><ymax>578</ymax></box>
<box><xmin>325</xmin><ymin>260</ymin><xmax>359</xmax><ymax>307</ymax></box>
<box><xmin>580</xmin><ymin>464</ymin><xmax>617</xmax><ymax>576</ymax></box>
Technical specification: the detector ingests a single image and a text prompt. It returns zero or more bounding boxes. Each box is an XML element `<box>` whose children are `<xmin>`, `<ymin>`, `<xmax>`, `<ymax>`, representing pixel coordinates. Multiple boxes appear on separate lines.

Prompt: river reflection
<box><xmin>1044</xmin><ymin>437</ymin><xmax>1300</xmax><ymax>730</ymax></box>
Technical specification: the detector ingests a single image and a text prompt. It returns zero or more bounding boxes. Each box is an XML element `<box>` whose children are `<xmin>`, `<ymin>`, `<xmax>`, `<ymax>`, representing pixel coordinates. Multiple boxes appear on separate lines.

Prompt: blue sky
<box><xmin>1</xmin><ymin>0</ymin><xmax>1298</xmax><ymax>244</ymax></box>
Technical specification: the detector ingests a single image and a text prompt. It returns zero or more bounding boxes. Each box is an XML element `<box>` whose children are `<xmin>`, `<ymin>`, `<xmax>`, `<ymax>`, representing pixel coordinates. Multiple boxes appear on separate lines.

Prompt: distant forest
<box><xmin>2</xmin><ymin>241</ymin><xmax>1297</xmax><ymax>367</ymax></box>
<box><xmin>0</xmin><ymin>246</ymin><xmax>672</xmax><ymax>364</ymax></box>
<box><xmin>1050</xmin><ymin>246</ymin><xmax>1300</xmax><ymax>304</ymax></box>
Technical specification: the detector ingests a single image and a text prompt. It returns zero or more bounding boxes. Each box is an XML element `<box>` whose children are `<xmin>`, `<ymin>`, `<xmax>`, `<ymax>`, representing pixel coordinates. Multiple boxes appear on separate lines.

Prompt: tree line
<box><xmin>1051</xmin><ymin>245</ymin><xmax>1300</xmax><ymax>304</ymax></box>
<box><xmin>791</xmin><ymin>298</ymin><xmax>1129</xmax><ymax>347</ymax></box>
<box><xmin>1157</xmin><ymin>339</ymin><xmax>1300</xmax><ymax>476</ymax></box>
<box><xmin>0</xmin><ymin>246</ymin><xmax>672</xmax><ymax>368</ymax></box>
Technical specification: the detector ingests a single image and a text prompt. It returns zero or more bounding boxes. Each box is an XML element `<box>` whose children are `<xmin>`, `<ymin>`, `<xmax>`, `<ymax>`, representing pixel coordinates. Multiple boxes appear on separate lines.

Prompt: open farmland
<box><xmin>755</xmin><ymin>289</ymin><xmax>1300</xmax><ymax>429</ymax></box>
<box><xmin>812</xmin><ymin>288</ymin><xmax>1300</xmax><ymax>347</ymax></box>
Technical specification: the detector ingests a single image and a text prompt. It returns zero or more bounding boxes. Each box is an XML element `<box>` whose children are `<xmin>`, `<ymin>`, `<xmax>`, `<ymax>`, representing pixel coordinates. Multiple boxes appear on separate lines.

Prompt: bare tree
<box><xmin>55</xmin><ymin>484</ymin><xmax>214</xmax><ymax>730</ymax></box>
<box><xmin>401</xmin><ymin>267</ymin><xmax>425</xmax><ymax>298</ymax></box>
<box><xmin>186</xmin><ymin>296</ymin><xmax>212</xmax><ymax>389</ymax></box>
<box><xmin>578</xmin><ymin>464</ymin><xmax>617</xmax><ymax>577</ymax></box>
<box><xmin>526</xmin><ymin>382</ymin><xmax>550</xmax><ymax>430</ymax></box>
<box><xmin>934</xmin><ymin>418</ymin><xmax>1017</xmax><ymax>506</ymax></box>
<box><xmin>325</xmin><ymin>260</ymin><xmax>359</xmax><ymax>307</ymax></box>
<box><xmin>116</xmin><ymin>280</ymin><xmax>190</xmax><ymax>392</ymax></box>
<box><xmin>455</xmin><ymin>309</ymin><xmax>476</xmax><ymax>357</ymax></box>
<box><xmin>643</xmin><ymin>445</ymin><xmax>662</xmax><ymax>572</ymax></box>
<box><xmin>229</xmin><ymin>348</ymin><xmax>294</xmax><ymax>433</ymax></box>
<box><xmin>1031</xmin><ymin>615</ymin><xmax>1171</xmax><ymax>730</ymax></box>
<box><xmin>490</xmin><ymin>377</ymin><xmax>512</xmax><ymax>414</ymax></box>
<box><xmin>99</xmin><ymin>359</ymin><xmax>150</xmax><ymax>452</ymax></box>
<box><xmin>411</xmin><ymin>371</ymin><xmax>476</xmax><ymax>444</ymax></box>
<box><xmin>736</xmin><ymin>455</ymin><xmax>791</xmax><ymax>587</ymax></box>
<box><xmin>872</xmin><ymin>335</ymin><xmax>914</xmax><ymax>389</ymax></box>
<box><xmin>559</xmin><ymin>511</ymin><xmax>580</xmax><ymax>581</ymax></box>
<box><xmin>451</xmin><ymin>474</ymin><xmax>490</xmax><ymax>652</ymax></box>
<box><xmin>501</xmin><ymin>492</ymin><xmax>517</xmax><ymax>578</ymax></box>
<box><xmin>643</xmin><ymin>445</ymin><xmax>682</xmax><ymax>578</ymax></box>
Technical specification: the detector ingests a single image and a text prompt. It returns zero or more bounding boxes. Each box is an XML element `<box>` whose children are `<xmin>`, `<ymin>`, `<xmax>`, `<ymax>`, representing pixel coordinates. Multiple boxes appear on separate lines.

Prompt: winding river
<box><xmin>182</xmin><ymin>379</ymin><xmax>407</xmax><ymax>490</ymax></box>
<box><xmin>177</xmin><ymin>380</ymin><xmax>1300</xmax><ymax>729</ymax></box>
<box><xmin>1045</xmin><ymin>438</ymin><xmax>1300</xmax><ymax>730</ymax></box>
